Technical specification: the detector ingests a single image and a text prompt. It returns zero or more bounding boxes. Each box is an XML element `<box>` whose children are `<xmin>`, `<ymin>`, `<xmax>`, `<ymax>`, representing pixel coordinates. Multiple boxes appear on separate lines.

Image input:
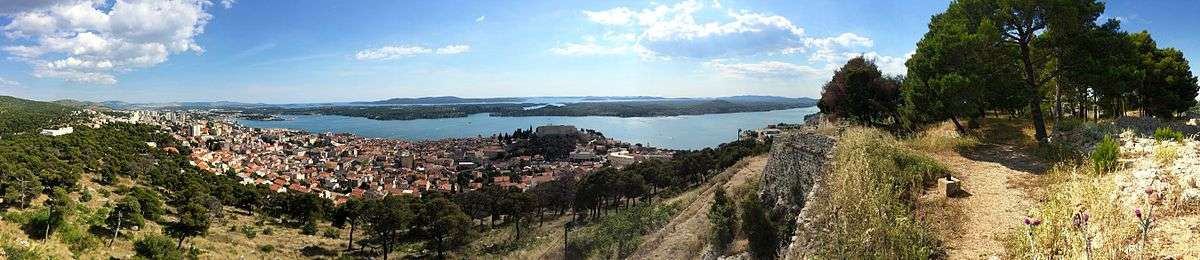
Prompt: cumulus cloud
<box><xmin>475</xmin><ymin>15</ymin><xmax>485</xmax><ymax>22</ymax></box>
<box><xmin>220</xmin><ymin>0</ymin><xmax>236</xmax><ymax>9</ymax></box>
<box><xmin>0</xmin><ymin>0</ymin><xmax>227</xmax><ymax>84</ymax></box>
<box><xmin>582</xmin><ymin>7</ymin><xmax>635</xmax><ymax>25</ymax></box>
<box><xmin>355</xmin><ymin>44</ymin><xmax>470</xmax><ymax>60</ymax></box>
<box><xmin>705</xmin><ymin>60</ymin><xmax>828</xmax><ymax>80</ymax></box>
<box><xmin>564</xmin><ymin>0</ymin><xmax>808</xmax><ymax>59</ymax></box>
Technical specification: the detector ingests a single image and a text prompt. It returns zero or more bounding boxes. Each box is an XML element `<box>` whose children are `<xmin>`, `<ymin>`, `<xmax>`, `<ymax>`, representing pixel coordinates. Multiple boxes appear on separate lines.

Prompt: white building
<box><xmin>40</xmin><ymin>127</ymin><xmax>74</xmax><ymax>136</ymax></box>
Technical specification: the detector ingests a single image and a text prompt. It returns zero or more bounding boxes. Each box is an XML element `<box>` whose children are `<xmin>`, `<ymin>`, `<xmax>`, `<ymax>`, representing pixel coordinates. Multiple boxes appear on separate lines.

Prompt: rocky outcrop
<box><xmin>758</xmin><ymin>130</ymin><xmax>837</xmax><ymax>222</ymax></box>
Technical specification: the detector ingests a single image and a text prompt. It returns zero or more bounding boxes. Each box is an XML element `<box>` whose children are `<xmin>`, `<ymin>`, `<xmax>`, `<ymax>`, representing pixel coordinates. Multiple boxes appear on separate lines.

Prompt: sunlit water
<box><xmin>236</xmin><ymin>107</ymin><xmax>818</xmax><ymax>150</ymax></box>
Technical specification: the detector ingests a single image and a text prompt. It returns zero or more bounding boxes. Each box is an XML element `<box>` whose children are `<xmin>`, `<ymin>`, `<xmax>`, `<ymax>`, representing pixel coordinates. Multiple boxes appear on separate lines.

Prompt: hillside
<box><xmin>0</xmin><ymin>96</ymin><xmax>78</xmax><ymax>135</ymax></box>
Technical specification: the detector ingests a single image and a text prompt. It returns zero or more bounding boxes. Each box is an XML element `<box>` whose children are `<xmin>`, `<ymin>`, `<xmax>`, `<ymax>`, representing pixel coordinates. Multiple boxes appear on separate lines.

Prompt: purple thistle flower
<box><xmin>1032</xmin><ymin>219</ymin><xmax>1042</xmax><ymax>226</ymax></box>
<box><xmin>1135</xmin><ymin>208</ymin><xmax>1143</xmax><ymax>219</ymax></box>
<box><xmin>1145</xmin><ymin>186</ymin><xmax>1155</xmax><ymax>195</ymax></box>
<box><xmin>1024</xmin><ymin>217</ymin><xmax>1032</xmax><ymax>226</ymax></box>
<box><xmin>1082</xmin><ymin>210</ymin><xmax>1090</xmax><ymax>223</ymax></box>
<box><xmin>1073</xmin><ymin>213</ymin><xmax>1082</xmax><ymax>227</ymax></box>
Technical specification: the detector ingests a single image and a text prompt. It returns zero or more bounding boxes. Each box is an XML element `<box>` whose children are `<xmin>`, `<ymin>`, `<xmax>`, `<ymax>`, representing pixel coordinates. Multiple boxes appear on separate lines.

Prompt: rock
<box><xmin>1182</xmin><ymin>189</ymin><xmax>1200</xmax><ymax>204</ymax></box>
<box><xmin>758</xmin><ymin>130</ymin><xmax>837</xmax><ymax>218</ymax></box>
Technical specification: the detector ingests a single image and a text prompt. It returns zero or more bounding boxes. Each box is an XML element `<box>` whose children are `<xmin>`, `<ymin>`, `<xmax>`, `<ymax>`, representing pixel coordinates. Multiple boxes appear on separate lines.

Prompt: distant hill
<box><xmin>0</xmin><ymin>96</ymin><xmax>79</xmax><ymax>134</ymax></box>
<box><xmin>358</xmin><ymin>96</ymin><xmax>526</xmax><ymax>105</ymax></box>
<box><xmin>715</xmin><ymin>95</ymin><xmax>818</xmax><ymax>104</ymax></box>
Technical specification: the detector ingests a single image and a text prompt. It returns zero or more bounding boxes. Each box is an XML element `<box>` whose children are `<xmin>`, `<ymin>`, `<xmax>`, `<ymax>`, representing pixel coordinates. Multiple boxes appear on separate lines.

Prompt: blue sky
<box><xmin>0</xmin><ymin>0</ymin><xmax>1196</xmax><ymax>103</ymax></box>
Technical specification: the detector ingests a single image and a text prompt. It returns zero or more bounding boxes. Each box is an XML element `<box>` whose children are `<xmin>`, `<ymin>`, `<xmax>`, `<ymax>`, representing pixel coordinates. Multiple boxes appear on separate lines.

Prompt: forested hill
<box><xmin>0</xmin><ymin>96</ymin><xmax>79</xmax><ymax>135</ymax></box>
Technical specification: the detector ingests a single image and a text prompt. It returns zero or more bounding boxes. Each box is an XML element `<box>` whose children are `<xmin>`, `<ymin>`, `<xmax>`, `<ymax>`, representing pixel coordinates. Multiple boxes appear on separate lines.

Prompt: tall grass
<box><xmin>804</xmin><ymin>127</ymin><xmax>948</xmax><ymax>258</ymax></box>
<box><xmin>1003</xmin><ymin>164</ymin><xmax>1140</xmax><ymax>259</ymax></box>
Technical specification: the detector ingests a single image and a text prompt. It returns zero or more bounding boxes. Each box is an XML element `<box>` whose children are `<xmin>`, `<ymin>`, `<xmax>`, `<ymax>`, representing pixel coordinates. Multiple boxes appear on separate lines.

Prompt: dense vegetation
<box><xmin>242</xmin><ymin>98</ymin><xmax>816</xmax><ymax>121</ymax></box>
<box><xmin>0</xmin><ymin>96</ymin><xmax>80</xmax><ymax>135</ymax></box>
<box><xmin>819</xmin><ymin>0</ymin><xmax>1199</xmax><ymax>143</ymax></box>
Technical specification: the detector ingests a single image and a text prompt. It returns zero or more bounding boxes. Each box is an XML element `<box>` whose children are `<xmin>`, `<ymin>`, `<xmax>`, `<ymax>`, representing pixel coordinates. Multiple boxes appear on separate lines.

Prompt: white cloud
<box><xmin>356</xmin><ymin>44</ymin><xmax>469</xmax><ymax>60</ymax></box>
<box><xmin>582</xmin><ymin>7</ymin><xmax>635</xmax><ymax>25</ymax></box>
<box><xmin>569</xmin><ymin>0</ymin><xmax>807</xmax><ymax>59</ymax></box>
<box><xmin>0</xmin><ymin>0</ymin><xmax>222</xmax><ymax>84</ymax></box>
<box><xmin>475</xmin><ymin>15</ymin><xmax>485</xmax><ymax>22</ymax></box>
<box><xmin>0</xmin><ymin>76</ymin><xmax>20</xmax><ymax>87</ymax></box>
<box><xmin>220</xmin><ymin>0</ymin><xmax>235</xmax><ymax>9</ymax></box>
<box><xmin>705</xmin><ymin>60</ymin><xmax>828</xmax><ymax>80</ymax></box>
<box><xmin>435</xmin><ymin>45</ymin><xmax>470</xmax><ymax>54</ymax></box>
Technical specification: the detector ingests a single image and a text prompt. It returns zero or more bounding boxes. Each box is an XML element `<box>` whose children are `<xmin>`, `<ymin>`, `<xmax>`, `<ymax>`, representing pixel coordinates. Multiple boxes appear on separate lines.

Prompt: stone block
<box><xmin>939</xmin><ymin>177</ymin><xmax>961</xmax><ymax>197</ymax></box>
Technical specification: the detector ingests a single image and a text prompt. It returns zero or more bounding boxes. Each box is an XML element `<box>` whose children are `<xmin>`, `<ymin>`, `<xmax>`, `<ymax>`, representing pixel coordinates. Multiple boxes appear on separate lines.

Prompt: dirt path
<box><xmin>921</xmin><ymin>144</ymin><xmax>1046</xmax><ymax>259</ymax></box>
<box><xmin>629</xmin><ymin>155</ymin><xmax>768</xmax><ymax>259</ymax></box>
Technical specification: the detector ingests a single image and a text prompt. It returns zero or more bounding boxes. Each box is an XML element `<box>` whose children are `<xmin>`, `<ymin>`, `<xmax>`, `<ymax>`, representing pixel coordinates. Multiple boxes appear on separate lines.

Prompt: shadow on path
<box><xmin>957</xmin><ymin>144</ymin><xmax>1049</xmax><ymax>174</ymax></box>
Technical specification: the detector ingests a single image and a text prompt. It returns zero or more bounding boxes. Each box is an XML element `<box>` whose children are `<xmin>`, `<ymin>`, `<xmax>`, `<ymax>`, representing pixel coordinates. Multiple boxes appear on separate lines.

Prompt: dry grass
<box><xmin>799</xmin><ymin>127</ymin><xmax>947</xmax><ymax>259</ymax></box>
<box><xmin>903</xmin><ymin>121</ymin><xmax>981</xmax><ymax>154</ymax></box>
<box><xmin>1002</xmin><ymin>164</ymin><xmax>1141</xmax><ymax>259</ymax></box>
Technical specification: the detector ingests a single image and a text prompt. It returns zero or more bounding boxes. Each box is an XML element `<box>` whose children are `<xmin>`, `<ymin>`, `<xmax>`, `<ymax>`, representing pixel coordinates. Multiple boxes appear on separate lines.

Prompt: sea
<box><xmin>236</xmin><ymin>106</ymin><xmax>819</xmax><ymax>150</ymax></box>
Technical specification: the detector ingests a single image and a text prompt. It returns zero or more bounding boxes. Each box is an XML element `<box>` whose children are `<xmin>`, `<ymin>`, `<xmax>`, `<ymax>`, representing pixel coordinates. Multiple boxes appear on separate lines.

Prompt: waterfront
<box><xmin>237</xmin><ymin>107</ymin><xmax>818</xmax><ymax>150</ymax></box>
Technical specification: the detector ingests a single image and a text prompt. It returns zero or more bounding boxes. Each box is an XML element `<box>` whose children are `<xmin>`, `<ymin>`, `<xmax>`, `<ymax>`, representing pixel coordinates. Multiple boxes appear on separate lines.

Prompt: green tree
<box><xmin>166</xmin><ymin>202</ymin><xmax>211</xmax><ymax>249</ymax></box>
<box><xmin>127</xmin><ymin>187</ymin><xmax>164</xmax><ymax>221</ymax></box>
<box><xmin>902</xmin><ymin>0</ymin><xmax>1021</xmax><ymax>132</ymax></box>
<box><xmin>133</xmin><ymin>234</ymin><xmax>186</xmax><ymax>260</ymax></box>
<box><xmin>107</xmin><ymin>196</ymin><xmax>145</xmax><ymax>247</ymax></box>
<box><xmin>0</xmin><ymin>168</ymin><xmax>41</xmax><ymax>208</ymax></box>
<box><xmin>44</xmin><ymin>187</ymin><xmax>72</xmax><ymax>240</ymax></box>
<box><xmin>708</xmin><ymin>188</ymin><xmax>736</xmax><ymax>255</ymax></box>
<box><xmin>740</xmin><ymin>195</ymin><xmax>777</xmax><ymax>260</ymax></box>
<box><xmin>818</xmin><ymin>56</ymin><xmax>902</xmax><ymax>126</ymax></box>
<box><xmin>1129</xmin><ymin>32</ymin><xmax>1199</xmax><ymax>118</ymax></box>
<box><xmin>420</xmin><ymin>197</ymin><xmax>476</xmax><ymax>259</ymax></box>
<box><xmin>364</xmin><ymin>196</ymin><xmax>415</xmax><ymax>260</ymax></box>
<box><xmin>331</xmin><ymin>197</ymin><xmax>366</xmax><ymax>251</ymax></box>
<box><xmin>995</xmin><ymin>0</ymin><xmax>1104</xmax><ymax>143</ymax></box>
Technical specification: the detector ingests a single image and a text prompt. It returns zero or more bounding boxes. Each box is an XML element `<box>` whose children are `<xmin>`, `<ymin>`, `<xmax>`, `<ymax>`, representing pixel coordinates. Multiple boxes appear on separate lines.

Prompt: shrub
<box><xmin>240</xmin><ymin>226</ymin><xmax>257</xmax><ymax>239</ymax></box>
<box><xmin>262</xmin><ymin>227</ymin><xmax>274</xmax><ymax>235</ymax></box>
<box><xmin>259</xmin><ymin>244</ymin><xmax>275</xmax><ymax>253</ymax></box>
<box><xmin>707</xmin><ymin>188</ymin><xmax>736</xmax><ymax>255</ymax></box>
<box><xmin>80</xmin><ymin>190</ymin><xmax>93</xmax><ymax>202</ymax></box>
<box><xmin>1</xmin><ymin>243</ymin><xmax>42</xmax><ymax>260</ymax></box>
<box><xmin>301</xmin><ymin>221</ymin><xmax>318</xmax><ymax>235</ymax></box>
<box><xmin>322</xmin><ymin>227</ymin><xmax>339</xmax><ymax>239</ymax></box>
<box><xmin>739</xmin><ymin>194</ymin><xmax>777</xmax><ymax>260</ymax></box>
<box><xmin>1153</xmin><ymin>127</ymin><xmax>1184</xmax><ymax>143</ymax></box>
<box><xmin>1090</xmin><ymin>135</ymin><xmax>1120</xmax><ymax>174</ymax></box>
<box><xmin>1153</xmin><ymin>144</ymin><xmax>1179</xmax><ymax>166</ymax></box>
<box><xmin>134</xmin><ymin>234</ymin><xmax>185</xmax><ymax>260</ymax></box>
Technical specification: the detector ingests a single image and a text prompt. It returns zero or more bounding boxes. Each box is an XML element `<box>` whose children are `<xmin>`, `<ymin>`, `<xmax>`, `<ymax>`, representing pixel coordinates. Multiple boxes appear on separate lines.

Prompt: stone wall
<box><xmin>757</xmin><ymin>130</ymin><xmax>837</xmax><ymax>221</ymax></box>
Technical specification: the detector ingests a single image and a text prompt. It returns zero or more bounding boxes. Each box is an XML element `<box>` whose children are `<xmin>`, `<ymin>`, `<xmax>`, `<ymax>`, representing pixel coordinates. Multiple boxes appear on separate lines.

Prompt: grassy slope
<box><xmin>0</xmin><ymin>175</ymin><xmax>347</xmax><ymax>259</ymax></box>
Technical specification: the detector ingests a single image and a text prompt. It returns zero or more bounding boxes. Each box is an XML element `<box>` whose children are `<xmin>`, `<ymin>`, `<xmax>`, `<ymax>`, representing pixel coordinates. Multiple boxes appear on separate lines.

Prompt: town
<box><xmin>82</xmin><ymin>109</ymin><xmax>676</xmax><ymax>205</ymax></box>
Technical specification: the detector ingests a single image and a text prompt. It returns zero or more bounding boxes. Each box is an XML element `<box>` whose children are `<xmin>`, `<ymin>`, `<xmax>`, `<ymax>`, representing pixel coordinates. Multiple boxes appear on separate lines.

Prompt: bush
<box><xmin>259</xmin><ymin>244</ymin><xmax>275</xmax><ymax>253</ymax></box>
<box><xmin>707</xmin><ymin>188</ymin><xmax>736</xmax><ymax>255</ymax></box>
<box><xmin>739</xmin><ymin>195</ymin><xmax>777</xmax><ymax>260</ymax></box>
<box><xmin>1153</xmin><ymin>127</ymin><xmax>1184</xmax><ymax>143</ymax></box>
<box><xmin>1</xmin><ymin>243</ymin><xmax>42</xmax><ymax>259</ymax></box>
<box><xmin>1154</xmin><ymin>144</ymin><xmax>1179</xmax><ymax>166</ymax></box>
<box><xmin>262</xmin><ymin>227</ymin><xmax>274</xmax><ymax>235</ymax></box>
<box><xmin>1090</xmin><ymin>135</ymin><xmax>1120</xmax><ymax>174</ymax></box>
<box><xmin>240</xmin><ymin>226</ymin><xmax>257</xmax><ymax>238</ymax></box>
<box><xmin>301</xmin><ymin>221</ymin><xmax>318</xmax><ymax>235</ymax></box>
<box><xmin>322</xmin><ymin>227</ymin><xmax>339</xmax><ymax>239</ymax></box>
<box><xmin>134</xmin><ymin>234</ymin><xmax>185</xmax><ymax>260</ymax></box>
